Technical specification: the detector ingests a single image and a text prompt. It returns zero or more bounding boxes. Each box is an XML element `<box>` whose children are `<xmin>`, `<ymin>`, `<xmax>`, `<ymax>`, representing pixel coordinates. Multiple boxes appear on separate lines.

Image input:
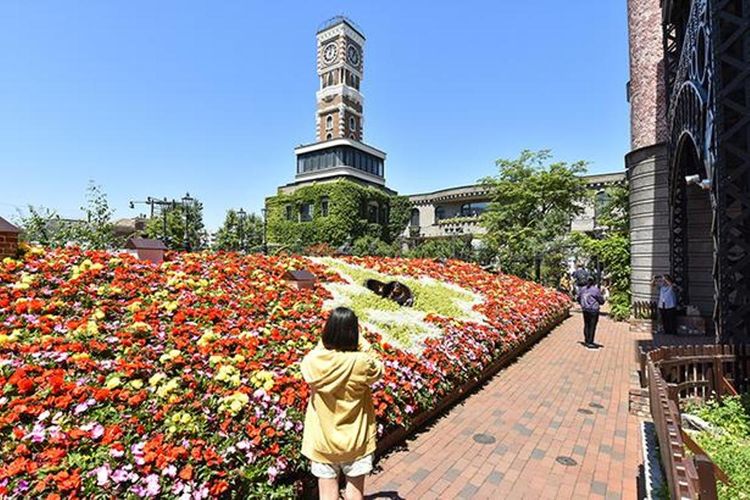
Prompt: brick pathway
<box><xmin>365</xmin><ymin>315</ymin><xmax>649</xmax><ymax>500</ymax></box>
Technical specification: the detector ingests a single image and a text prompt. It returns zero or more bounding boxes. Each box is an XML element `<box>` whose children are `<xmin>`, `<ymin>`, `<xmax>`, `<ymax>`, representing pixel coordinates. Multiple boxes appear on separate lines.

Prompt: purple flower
<box><xmin>162</xmin><ymin>465</ymin><xmax>177</xmax><ymax>477</ymax></box>
<box><xmin>144</xmin><ymin>474</ymin><xmax>161</xmax><ymax>497</ymax></box>
<box><xmin>24</xmin><ymin>423</ymin><xmax>46</xmax><ymax>443</ymax></box>
<box><xmin>111</xmin><ymin>468</ymin><xmax>129</xmax><ymax>483</ymax></box>
<box><xmin>94</xmin><ymin>464</ymin><xmax>111</xmax><ymax>486</ymax></box>
<box><xmin>110</xmin><ymin>447</ymin><xmax>125</xmax><ymax>458</ymax></box>
<box><xmin>91</xmin><ymin>424</ymin><xmax>104</xmax><ymax>440</ymax></box>
<box><xmin>267</xmin><ymin>465</ymin><xmax>279</xmax><ymax>483</ymax></box>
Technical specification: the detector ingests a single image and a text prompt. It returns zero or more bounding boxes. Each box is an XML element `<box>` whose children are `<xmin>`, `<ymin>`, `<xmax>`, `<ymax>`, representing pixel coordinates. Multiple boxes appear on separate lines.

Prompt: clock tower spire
<box><xmin>316</xmin><ymin>16</ymin><xmax>364</xmax><ymax>142</ymax></box>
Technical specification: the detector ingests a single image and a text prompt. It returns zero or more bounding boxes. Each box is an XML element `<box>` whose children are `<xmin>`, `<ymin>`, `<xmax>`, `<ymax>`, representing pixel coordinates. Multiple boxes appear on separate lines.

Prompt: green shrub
<box><xmin>683</xmin><ymin>395</ymin><xmax>750</xmax><ymax>499</ymax></box>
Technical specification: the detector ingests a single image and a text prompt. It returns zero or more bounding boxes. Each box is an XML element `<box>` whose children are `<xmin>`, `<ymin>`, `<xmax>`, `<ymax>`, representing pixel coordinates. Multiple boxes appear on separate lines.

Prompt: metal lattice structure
<box><xmin>664</xmin><ymin>0</ymin><xmax>750</xmax><ymax>343</ymax></box>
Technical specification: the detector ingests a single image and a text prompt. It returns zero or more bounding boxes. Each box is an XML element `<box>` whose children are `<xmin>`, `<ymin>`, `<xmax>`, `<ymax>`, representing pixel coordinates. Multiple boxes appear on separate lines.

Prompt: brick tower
<box><xmin>626</xmin><ymin>0</ymin><xmax>671</xmax><ymax>315</ymax></box>
<box><xmin>316</xmin><ymin>18</ymin><xmax>364</xmax><ymax>142</ymax></box>
<box><xmin>277</xmin><ymin>16</ymin><xmax>391</xmax><ymax>194</ymax></box>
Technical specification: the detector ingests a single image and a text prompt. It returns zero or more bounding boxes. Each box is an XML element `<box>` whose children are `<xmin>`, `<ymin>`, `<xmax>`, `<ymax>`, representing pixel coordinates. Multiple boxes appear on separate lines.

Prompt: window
<box><xmin>410</xmin><ymin>208</ymin><xmax>420</xmax><ymax>227</ymax></box>
<box><xmin>367</xmin><ymin>202</ymin><xmax>379</xmax><ymax>223</ymax></box>
<box><xmin>435</xmin><ymin>206</ymin><xmax>446</xmax><ymax>222</ymax></box>
<box><xmin>325</xmin><ymin>116</ymin><xmax>333</xmax><ymax>131</ymax></box>
<box><xmin>350</xmin><ymin>133</ymin><xmax>356</xmax><ymax>139</ymax></box>
<box><xmin>349</xmin><ymin>116</ymin><xmax>356</xmax><ymax>132</ymax></box>
<box><xmin>594</xmin><ymin>191</ymin><xmax>608</xmax><ymax>220</ymax></box>
<box><xmin>326</xmin><ymin>132</ymin><xmax>333</xmax><ymax>140</ymax></box>
<box><xmin>320</xmin><ymin>197</ymin><xmax>329</xmax><ymax>217</ymax></box>
<box><xmin>459</xmin><ymin>202</ymin><xmax>489</xmax><ymax>218</ymax></box>
<box><xmin>300</xmin><ymin>203</ymin><xmax>312</xmax><ymax>222</ymax></box>
<box><xmin>285</xmin><ymin>205</ymin><xmax>294</xmax><ymax>221</ymax></box>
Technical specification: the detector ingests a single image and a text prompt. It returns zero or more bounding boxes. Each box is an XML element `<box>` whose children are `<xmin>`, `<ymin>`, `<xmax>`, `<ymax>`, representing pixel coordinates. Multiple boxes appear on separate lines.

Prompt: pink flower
<box><xmin>91</xmin><ymin>424</ymin><xmax>104</xmax><ymax>440</ymax></box>
<box><xmin>94</xmin><ymin>464</ymin><xmax>111</xmax><ymax>486</ymax></box>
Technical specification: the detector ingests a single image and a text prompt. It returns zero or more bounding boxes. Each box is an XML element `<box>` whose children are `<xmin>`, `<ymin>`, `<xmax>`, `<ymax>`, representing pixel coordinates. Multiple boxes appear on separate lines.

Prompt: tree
<box><xmin>480</xmin><ymin>150</ymin><xmax>588</xmax><ymax>281</ymax></box>
<box><xmin>213</xmin><ymin>209</ymin><xmax>263</xmax><ymax>252</ymax></box>
<box><xmin>72</xmin><ymin>182</ymin><xmax>119</xmax><ymax>249</ymax></box>
<box><xmin>146</xmin><ymin>197</ymin><xmax>208</xmax><ymax>251</ymax></box>
<box><xmin>573</xmin><ymin>184</ymin><xmax>632</xmax><ymax>320</ymax></box>
<box><xmin>17</xmin><ymin>182</ymin><xmax>119</xmax><ymax>249</ymax></box>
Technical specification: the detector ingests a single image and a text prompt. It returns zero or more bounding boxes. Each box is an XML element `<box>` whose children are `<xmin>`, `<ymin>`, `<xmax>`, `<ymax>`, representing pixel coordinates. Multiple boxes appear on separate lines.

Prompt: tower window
<box><xmin>349</xmin><ymin>116</ymin><xmax>356</xmax><ymax>131</ymax></box>
<box><xmin>350</xmin><ymin>133</ymin><xmax>356</xmax><ymax>140</ymax></box>
<box><xmin>325</xmin><ymin>115</ymin><xmax>333</xmax><ymax>131</ymax></box>
<box><xmin>326</xmin><ymin>133</ymin><xmax>333</xmax><ymax>140</ymax></box>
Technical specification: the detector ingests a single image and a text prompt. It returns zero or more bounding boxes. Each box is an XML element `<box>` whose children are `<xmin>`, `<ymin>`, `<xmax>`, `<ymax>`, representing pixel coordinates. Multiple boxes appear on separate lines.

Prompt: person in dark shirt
<box><xmin>578</xmin><ymin>277</ymin><xmax>606</xmax><ymax>349</ymax></box>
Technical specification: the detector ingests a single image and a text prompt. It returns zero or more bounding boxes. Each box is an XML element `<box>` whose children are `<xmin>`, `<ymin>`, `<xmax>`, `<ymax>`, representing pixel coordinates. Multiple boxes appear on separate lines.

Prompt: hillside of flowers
<box><xmin>0</xmin><ymin>247</ymin><xmax>569</xmax><ymax>498</ymax></box>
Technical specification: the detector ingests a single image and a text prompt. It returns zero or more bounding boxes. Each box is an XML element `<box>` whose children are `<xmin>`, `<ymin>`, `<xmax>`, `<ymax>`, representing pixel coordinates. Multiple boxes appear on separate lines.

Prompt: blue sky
<box><xmin>0</xmin><ymin>1</ymin><xmax>629</xmax><ymax>231</ymax></box>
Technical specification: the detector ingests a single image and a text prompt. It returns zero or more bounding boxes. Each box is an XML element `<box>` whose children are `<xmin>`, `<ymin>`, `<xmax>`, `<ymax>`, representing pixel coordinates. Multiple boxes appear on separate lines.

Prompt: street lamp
<box><xmin>237</xmin><ymin>208</ymin><xmax>247</xmax><ymax>253</ymax></box>
<box><xmin>261</xmin><ymin>208</ymin><xmax>268</xmax><ymax>255</ymax></box>
<box><xmin>181</xmin><ymin>193</ymin><xmax>194</xmax><ymax>251</ymax></box>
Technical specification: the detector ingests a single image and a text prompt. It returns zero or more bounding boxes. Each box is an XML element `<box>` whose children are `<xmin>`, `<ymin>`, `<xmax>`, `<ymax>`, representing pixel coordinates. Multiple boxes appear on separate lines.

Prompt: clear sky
<box><xmin>0</xmin><ymin>1</ymin><xmax>630</xmax><ymax>231</ymax></box>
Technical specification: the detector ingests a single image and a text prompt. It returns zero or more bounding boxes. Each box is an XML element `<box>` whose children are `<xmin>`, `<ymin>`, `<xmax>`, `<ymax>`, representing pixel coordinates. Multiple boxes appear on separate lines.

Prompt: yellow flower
<box><xmin>219</xmin><ymin>392</ymin><xmax>249</xmax><ymax>416</ymax></box>
<box><xmin>156</xmin><ymin>377</ymin><xmax>181</xmax><ymax>398</ymax></box>
<box><xmin>250</xmin><ymin>370</ymin><xmax>275</xmax><ymax>392</ymax></box>
<box><xmin>215</xmin><ymin>365</ymin><xmax>241</xmax><ymax>387</ymax></box>
<box><xmin>208</xmin><ymin>355</ymin><xmax>223</xmax><ymax>365</ymax></box>
<box><xmin>126</xmin><ymin>302</ymin><xmax>142</xmax><ymax>313</ymax></box>
<box><xmin>149</xmin><ymin>372</ymin><xmax>167</xmax><ymax>386</ymax></box>
<box><xmin>105</xmin><ymin>376</ymin><xmax>122</xmax><ymax>389</ymax></box>
<box><xmin>128</xmin><ymin>379</ymin><xmax>144</xmax><ymax>390</ymax></box>
<box><xmin>93</xmin><ymin>309</ymin><xmax>106</xmax><ymax>320</ymax></box>
<box><xmin>159</xmin><ymin>349</ymin><xmax>182</xmax><ymax>363</ymax></box>
<box><xmin>197</xmin><ymin>330</ymin><xmax>219</xmax><ymax>347</ymax></box>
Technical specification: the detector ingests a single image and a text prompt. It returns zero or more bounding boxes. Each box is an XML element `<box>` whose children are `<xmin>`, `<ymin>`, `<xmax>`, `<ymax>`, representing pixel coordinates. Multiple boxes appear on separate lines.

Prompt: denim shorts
<box><xmin>311</xmin><ymin>454</ymin><xmax>374</xmax><ymax>479</ymax></box>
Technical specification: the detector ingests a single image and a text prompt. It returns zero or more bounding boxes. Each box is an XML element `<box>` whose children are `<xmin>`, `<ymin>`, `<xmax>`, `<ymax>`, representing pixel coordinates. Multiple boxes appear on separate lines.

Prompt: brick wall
<box><xmin>0</xmin><ymin>231</ymin><xmax>19</xmax><ymax>258</ymax></box>
<box><xmin>627</xmin><ymin>0</ymin><xmax>668</xmax><ymax>149</ymax></box>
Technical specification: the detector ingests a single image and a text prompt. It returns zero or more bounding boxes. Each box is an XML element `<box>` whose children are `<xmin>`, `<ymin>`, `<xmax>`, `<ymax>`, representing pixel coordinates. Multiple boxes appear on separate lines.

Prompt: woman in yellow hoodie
<box><xmin>301</xmin><ymin>307</ymin><xmax>384</xmax><ymax>500</ymax></box>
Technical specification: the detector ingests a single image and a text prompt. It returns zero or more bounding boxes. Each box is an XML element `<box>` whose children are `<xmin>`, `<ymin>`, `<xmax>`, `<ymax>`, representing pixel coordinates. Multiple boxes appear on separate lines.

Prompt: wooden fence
<box><xmin>642</xmin><ymin>344</ymin><xmax>750</xmax><ymax>499</ymax></box>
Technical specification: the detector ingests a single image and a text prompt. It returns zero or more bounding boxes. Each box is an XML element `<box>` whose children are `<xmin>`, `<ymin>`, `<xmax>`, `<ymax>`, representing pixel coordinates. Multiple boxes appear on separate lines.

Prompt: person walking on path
<box><xmin>652</xmin><ymin>274</ymin><xmax>678</xmax><ymax>336</ymax></box>
<box><xmin>300</xmin><ymin>307</ymin><xmax>384</xmax><ymax>500</ymax></box>
<box><xmin>578</xmin><ymin>276</ymin><xmax>606</xmax><ymax>349</ymax></box>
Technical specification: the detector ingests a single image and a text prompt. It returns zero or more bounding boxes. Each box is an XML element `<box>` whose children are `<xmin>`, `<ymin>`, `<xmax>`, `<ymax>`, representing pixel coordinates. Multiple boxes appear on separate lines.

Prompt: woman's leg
<box><xmin>318</xmin><ymin>478</ymin><xmax>340</xmax><ymax>500</ymax></box>
<box><xmin>344</xmin><ymin>475</ymin><xmax>365</xmax><ymax>500</ymax></box>
<box><xmin>590</xmin><ymin>312</ymin><xmax>599</xmax><ymax>345</ymax></box>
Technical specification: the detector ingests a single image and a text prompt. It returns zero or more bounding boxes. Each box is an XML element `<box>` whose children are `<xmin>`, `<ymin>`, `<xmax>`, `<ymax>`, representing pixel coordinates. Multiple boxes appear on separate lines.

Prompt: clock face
<box><xmin>347</xmin><ymin>45</ymin><xmax>360</xmax><ymax>66</ymax></box>
<box><xmin>323</xmin><ymin>43</ymin><xmax>337</xmax><ymax>64</ymax></box>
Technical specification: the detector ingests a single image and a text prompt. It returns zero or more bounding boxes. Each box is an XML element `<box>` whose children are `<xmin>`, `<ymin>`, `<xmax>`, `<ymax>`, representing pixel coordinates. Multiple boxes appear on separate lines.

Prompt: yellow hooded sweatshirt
<box><xmin>300</xmin><ymin>338</ymin><xmax>384</xmax><ymax>464</ymax></box>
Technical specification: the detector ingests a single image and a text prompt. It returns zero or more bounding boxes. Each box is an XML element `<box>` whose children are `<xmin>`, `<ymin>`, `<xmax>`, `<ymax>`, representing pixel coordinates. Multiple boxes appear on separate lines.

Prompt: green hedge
<box><xmin>265</xmin><ymin>180</ymin><xmax>411</xmax><ymax>248</ymax></box>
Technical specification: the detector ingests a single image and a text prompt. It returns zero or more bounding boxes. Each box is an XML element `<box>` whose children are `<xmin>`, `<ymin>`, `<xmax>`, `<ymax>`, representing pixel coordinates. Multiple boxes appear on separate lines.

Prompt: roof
<box><xmin>317</xmin><ymin>16</ymin><xmax>365</xmax><ymax>39</ymax></box>
<box><xmin>0</xmin><ymin>216</ymin><xmax>20</xmax><ymax>233</ymax></box>
<box><xmin>283</xmin><ymin>269</ymin><xmax>317</xmax><ymax>281</ymax></box>
<box><xmin>125</xmin><ymin>238</ymin><xmax>167</xmax><ymax>250</ymax></box>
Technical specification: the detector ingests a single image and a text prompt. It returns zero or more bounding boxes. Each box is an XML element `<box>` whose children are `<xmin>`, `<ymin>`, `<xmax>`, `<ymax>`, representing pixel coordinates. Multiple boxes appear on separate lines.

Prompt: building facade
<box><xmin>405</xmin><ymin>173</ymin><xmax>626</xmax><ymax>241</ymax></box>
<box><xmin>627</xmin><ymin>0</ymin><xmax>750</xmax><ymax>342</ymax></box>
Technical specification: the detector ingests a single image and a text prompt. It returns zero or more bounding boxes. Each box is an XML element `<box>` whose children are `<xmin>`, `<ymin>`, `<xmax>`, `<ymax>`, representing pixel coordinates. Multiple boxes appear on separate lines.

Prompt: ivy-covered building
<box><xmin>265</xmin><ymin>17</ymin><xmax>408</xmax><ymax>249</ymax></box>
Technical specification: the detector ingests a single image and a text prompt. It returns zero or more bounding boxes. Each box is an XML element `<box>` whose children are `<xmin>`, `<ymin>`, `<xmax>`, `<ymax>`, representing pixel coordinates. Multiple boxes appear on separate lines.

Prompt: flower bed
<box><xmin>0</xmin><ymin>248</ymin><xmax>569</xmax><ymax>498</ymax></box>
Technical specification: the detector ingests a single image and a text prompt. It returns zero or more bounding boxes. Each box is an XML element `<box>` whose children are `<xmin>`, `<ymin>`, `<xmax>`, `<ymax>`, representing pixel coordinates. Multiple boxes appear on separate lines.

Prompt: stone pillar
<box><xmin>0</xmin><ymin>217</ymin><xmax>21</xmax><ymax>258</ymax></box>
<box><xmin>627</xmin><ymin>144</ymin><xmax>671</xmax><ymax>311</ymax></box>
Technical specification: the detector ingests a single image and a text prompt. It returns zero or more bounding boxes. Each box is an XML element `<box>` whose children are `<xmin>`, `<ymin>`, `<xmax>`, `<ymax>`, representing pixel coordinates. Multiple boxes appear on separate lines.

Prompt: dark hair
<box><xmin>587</xmin><ymin>276</ymin><xmax>596</xmax><ymax>287</ymax></box>
<box><xmin>663</xmin><ymin>274</ymin><xmax>673</xmax><ymax>284</ymax></box>
<box><xmin>322</xmin><ymin>307</ymin><xmax>359</xmax><ymax>352</ymax></box>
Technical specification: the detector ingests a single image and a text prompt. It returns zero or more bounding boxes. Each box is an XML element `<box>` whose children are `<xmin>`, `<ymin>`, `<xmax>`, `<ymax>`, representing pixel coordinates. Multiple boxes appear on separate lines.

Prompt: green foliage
<box><xmin>405</xmin><ymin>236</ymin><xmax>474</xmax><ymax>261</ymax></box>
<box><xmin>683</xmin><ymin>395</ymin><xmax>750</xmax><ymax>499</ymax></box>
<box><xmin>16</xmin><ymin>206</ymin><xmax>66</xmax><ymax>247</ymax></box>
<box><xmin>213</xmin><ymin>209</ymin><xmax>263</xmax><ymax>252</ymax></box>
<box><xmin>17</xmin><ymin>182</ymin><xmax>120</xmax><ymax>249</ymax></box>
<box><xmin>352</xmin><ymin>235</ymin><xmax>398</xmax><ymax>257</ymax></box>
<box><xmin>480</xmin><ymin>150</ymin><xmax>588</xmax><ymax>280</ymax></box>
<box><xmin>572</xmin><ymin>184</ymin><xmax>632</xmax><ymax>321</ymax></box>
<box><xmin>145</xmin><ymin>197</ymin><xmax>208</xmax><ymax>251</ymax></box>
<box><xmin>265</xmin><ymin>180</ymin><xmax>410</xmax><ymax>249</ymax></box>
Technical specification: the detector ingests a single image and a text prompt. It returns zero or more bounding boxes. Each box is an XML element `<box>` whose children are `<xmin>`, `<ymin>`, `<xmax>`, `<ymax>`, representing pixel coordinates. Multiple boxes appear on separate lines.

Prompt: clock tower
<box><xmin>316</xmin><ymin>17</ymin><xmax>365</xmax><ymax>141</ymax></box>
<box><xmin>280</xmin><ymin>16</ymin><xmax>390</xmax><ymax>192</ymax></box>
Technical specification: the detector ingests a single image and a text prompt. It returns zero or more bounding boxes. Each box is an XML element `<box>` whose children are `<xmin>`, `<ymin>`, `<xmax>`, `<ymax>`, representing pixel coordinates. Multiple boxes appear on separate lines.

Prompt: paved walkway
<box><xmin>366</xmin><ymin>315</ymin><xmax>649</xmax><ymax>500</ymax></box>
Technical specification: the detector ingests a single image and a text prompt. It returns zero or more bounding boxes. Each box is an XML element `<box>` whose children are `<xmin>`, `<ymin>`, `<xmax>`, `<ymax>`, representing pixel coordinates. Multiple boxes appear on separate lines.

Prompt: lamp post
<box><xmin>261</xmin><ymin>208</ymin><xmax>268</xmax><ymax>255</ymax></box>
<box><xmin>237</xmin><ymin>208</ymin><xmax>246</xmax><ymax>253</ymax></box>
<box><xmin>181</xmin><ymin>193</ymin><xmax>194</xmax><ymax>252</ymax></box>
